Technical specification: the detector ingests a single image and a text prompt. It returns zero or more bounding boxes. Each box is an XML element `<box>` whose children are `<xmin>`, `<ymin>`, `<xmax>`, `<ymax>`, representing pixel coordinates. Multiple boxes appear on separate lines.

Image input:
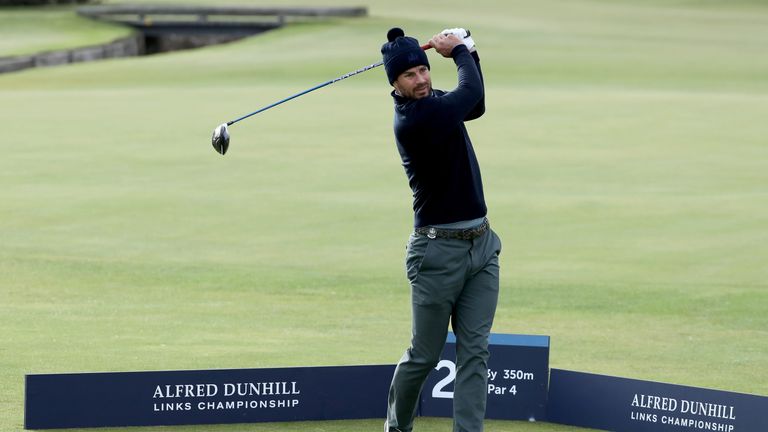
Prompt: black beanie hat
<box><xmin>381</xmin><ymin>27</ymin><xmax>430</xmax><ymax>84</ymax></box>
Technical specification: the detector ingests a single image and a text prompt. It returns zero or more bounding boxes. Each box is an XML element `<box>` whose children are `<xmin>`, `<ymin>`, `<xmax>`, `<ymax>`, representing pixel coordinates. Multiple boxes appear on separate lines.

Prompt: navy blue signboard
<box><xmin>25</xmin><ymin>333</ymin><xmax>551</xmax><ymax>429</ymax></box>
<box><xmin>25</xmin><ymin>364</ymin><xmax>394</xmax><ymax>429</ymax></box>
<box><xmin>547</xmin><ymin>369</ymin><xmax>768</xmax><ymax>432</ymax></box>
<box><xmin>421</xmin><ymin>333</ymin><xmax>550</xmax><ymax>421</ymax></box>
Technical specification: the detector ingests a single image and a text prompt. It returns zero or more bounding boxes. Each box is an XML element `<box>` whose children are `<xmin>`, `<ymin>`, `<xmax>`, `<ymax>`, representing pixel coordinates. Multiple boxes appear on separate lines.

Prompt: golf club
<box><xmin>211</xmin><ymin>30</ymin><xmax>431</xmax><ymax>155</ymax></box>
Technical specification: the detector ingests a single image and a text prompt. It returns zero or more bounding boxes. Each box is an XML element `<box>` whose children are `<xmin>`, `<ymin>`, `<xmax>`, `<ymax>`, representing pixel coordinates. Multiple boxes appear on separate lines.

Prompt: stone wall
<box><xmin>0</xmin><ymin>35</ymin><xmax>144</xmax><ymax>74</ymax></box>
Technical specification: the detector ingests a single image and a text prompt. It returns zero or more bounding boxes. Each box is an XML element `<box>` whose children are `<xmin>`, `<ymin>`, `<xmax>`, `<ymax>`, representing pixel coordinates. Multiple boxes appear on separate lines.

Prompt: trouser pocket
<box><xmin>404</xmin><ymin>233</ymin><xmax>430</xmax><ymax>284</ymax></box>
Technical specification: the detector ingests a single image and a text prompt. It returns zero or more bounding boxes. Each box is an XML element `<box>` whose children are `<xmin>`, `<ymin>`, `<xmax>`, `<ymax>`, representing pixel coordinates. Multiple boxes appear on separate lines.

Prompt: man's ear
<box><xmin>392</xmin><ymin>79</ymin><xmax>401</xmax><ymax>94</ymax></box>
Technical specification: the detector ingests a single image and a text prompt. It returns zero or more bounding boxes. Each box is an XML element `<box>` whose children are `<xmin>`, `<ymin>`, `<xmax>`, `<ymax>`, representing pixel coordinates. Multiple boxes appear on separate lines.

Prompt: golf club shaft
<box><xmin>227</xmin><ymin>43</ymin><xmax>431</xmax><ymax>126</ymax></box>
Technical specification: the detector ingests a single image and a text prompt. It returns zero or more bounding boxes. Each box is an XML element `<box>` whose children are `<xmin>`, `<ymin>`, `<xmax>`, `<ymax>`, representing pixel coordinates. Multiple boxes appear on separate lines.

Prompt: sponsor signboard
<box><xmin>420</xmin><ymin>333</ymin><xmax>550</xmax><ymax>421</ymax></box>
<box><xmin>25</xmin><ymin>364</ymin><xmax>394</xmax><ymax>429</ymax></box>
<box><xmin>27</xmin><ymin>344</ymin><xmax>767</xmax><ymax>431</ymax></box>
<box><xmin>24</xmin><ymin>333</ymin><xmax>550</xmax><ymax>429</ymax></box>
<box><xmin>546</xmin><ymin>369</ymin><xmax>768</xmax><ymax>432</ymax></box>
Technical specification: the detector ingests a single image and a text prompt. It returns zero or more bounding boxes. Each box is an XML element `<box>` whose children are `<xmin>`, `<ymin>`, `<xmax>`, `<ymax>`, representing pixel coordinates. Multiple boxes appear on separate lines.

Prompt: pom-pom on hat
<box><xmin>381</xmin><ymin>27</ymin><xmax>430</xmax><ymax>84</ymax></box>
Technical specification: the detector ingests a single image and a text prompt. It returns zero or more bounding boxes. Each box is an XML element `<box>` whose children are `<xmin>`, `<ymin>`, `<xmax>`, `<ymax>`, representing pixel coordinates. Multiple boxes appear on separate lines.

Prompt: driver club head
<box><xmin>212</xmin><ymin>123</ymin><xmax>230</xmax><ymax>155</ymax></box>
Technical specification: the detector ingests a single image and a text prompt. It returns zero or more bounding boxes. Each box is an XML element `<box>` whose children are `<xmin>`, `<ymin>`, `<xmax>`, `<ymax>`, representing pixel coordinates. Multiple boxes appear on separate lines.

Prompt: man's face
<box><xmin>393</xmin><ymin>65</ymin><xmax>431</xmax><ymax>99</ymax></box>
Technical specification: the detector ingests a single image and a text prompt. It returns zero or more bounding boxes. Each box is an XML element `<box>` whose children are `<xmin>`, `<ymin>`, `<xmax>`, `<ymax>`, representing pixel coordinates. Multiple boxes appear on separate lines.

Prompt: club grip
<box><xmin>421</xmin><ymin>29</ymin><xmax>470</xmax><ymax>50</ymax></box>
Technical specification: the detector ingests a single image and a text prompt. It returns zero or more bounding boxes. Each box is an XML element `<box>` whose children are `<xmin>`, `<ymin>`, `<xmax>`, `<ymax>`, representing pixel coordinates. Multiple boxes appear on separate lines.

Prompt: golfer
<box><xmin>381</xmin><ymin>28</ymin><xmax>502</xmax><ymax>432</ymax></box>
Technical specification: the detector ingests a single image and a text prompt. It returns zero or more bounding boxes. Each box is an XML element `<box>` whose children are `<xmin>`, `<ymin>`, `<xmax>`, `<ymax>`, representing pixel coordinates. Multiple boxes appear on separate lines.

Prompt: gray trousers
<box><xmin>386</xmin><ymin>228</ymin><xmax>501</xmax><ymax>432</ymax></box>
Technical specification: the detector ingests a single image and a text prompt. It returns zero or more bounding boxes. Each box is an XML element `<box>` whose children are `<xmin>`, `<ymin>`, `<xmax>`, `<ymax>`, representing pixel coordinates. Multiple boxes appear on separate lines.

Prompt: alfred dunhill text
<box><xmin>153</xmin><ymin>381</ymin><xmax>301</xmax><ymax>399</ymax></box>
<box><xmin>152</xmin><ymin>381</ymin><xmax>302</xmax><ymax>413</ymax></box>
<box><xmin>629</xmin><ymin>393</ymin><xmax>737</xmax><ymax>431</ymax></box>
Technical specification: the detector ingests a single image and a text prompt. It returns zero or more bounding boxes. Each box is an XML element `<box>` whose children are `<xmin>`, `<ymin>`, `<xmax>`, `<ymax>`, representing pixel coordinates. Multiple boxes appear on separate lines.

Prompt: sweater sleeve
<box><xmin>464</xmin><ymin>51</ymin><xmax>485</xmax><ymax>121</ymax></box>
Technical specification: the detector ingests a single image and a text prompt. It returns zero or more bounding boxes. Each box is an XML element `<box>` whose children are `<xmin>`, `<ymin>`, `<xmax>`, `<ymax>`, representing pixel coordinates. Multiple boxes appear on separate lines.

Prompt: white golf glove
<box><xmin>442</xmin><ymin>27</ymin><xmax>475</xmax><ymax>52</ymax></box>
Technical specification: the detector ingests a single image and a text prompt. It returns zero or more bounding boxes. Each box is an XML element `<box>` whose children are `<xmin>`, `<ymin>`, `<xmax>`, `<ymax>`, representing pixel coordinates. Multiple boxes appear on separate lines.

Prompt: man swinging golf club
<box><xmin>382</xmin><ymin>27</ymin><xmax>502</xmax><ymax>432</ymax></box>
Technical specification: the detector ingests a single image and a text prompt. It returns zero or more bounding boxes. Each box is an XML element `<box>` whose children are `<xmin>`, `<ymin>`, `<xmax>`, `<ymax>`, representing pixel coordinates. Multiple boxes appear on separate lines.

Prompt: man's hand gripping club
<box><xmin>429</xmin><ymin>27</ymin><xmax>475</xmax><ymax>57</ymax></box>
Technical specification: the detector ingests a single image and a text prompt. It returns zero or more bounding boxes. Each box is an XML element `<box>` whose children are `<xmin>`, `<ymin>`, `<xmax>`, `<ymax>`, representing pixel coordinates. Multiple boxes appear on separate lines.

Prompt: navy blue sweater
<box><xmin>391</xmin><ymin>45</ymin><xmax>487</xmax><ymax>228</ymax></box>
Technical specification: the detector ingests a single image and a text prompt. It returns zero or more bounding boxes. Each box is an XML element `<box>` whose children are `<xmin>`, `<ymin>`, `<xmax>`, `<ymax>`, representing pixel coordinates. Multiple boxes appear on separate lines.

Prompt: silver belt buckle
<box><xmin>427</xmin><ymin>227</ymin><xmax>437</xmax><ymax>239</ymax></box>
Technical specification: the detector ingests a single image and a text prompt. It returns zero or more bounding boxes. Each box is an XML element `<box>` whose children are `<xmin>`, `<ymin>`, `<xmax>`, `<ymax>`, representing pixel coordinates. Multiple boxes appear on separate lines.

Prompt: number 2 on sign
<box><xmin>431</xmin><ymin>360</ymin><xmax>516</xmax><ymax>399</ymax></box>
<box><xmin>431</xmin><ymin>360</ymin><xmax>456</xmax><ymax>399</ymax></box>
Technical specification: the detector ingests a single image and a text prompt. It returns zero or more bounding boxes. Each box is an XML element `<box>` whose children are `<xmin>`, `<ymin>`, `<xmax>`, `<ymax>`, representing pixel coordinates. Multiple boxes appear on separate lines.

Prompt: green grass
<box><xmin>0</xmin><ymin>6</ymin><xmax>132</xmax><ymax>57</ymax></box>
<box><xmin>1</xmin><ymin>1</ymin><xmax>767</xmax><ymax>431</ymax></box>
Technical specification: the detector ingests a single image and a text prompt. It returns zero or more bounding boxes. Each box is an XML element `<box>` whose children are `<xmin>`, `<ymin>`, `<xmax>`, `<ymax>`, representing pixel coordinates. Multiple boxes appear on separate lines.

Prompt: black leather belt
<box><xmin>415</xmin><ymin>218</ymin><xmax>489</xmax><ymax>240</ymax></box>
